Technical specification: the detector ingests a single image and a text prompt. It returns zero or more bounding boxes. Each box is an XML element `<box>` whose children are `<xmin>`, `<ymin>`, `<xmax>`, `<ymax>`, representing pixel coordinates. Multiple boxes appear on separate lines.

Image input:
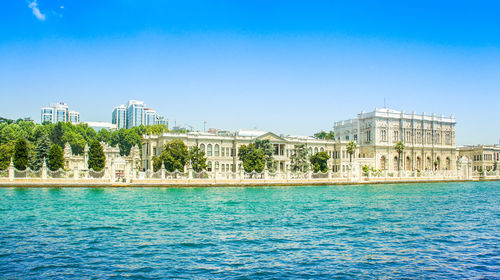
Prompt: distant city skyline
<box><xmin>1</xmin><ymin>1</ymin><xmax>500</xmax><ymax>145</ymax></box>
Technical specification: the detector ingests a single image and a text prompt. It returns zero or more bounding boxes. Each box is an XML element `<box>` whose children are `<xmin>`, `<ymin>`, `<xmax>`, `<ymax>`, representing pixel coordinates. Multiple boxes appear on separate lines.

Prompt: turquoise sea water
<box><xmin>0</xmin><ymin>182</ymin><xmax>499</xmax><ymax>279</ymax></box>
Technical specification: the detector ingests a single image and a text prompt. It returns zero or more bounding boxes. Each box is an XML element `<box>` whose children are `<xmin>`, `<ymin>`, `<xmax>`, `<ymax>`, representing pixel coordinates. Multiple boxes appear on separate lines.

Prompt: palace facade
<box><xmin>458</xmin><ymin>145</ymin><xmax>500</xmax><ymax>172</ymax></box>
<box><xmin>142</xmin><ymin>130</ymin><xmax>358</xmax><ymax>173</ymax></box>
<box><xmin>333</xmin><ymin>108</ymin><xmax>457</xmax><ymax>171</ymax></box>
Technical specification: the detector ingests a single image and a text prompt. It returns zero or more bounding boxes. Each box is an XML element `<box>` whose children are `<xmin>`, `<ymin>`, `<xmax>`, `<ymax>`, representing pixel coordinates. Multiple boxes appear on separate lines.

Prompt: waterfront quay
<box><xmin>1</xmin><ymin>168</ymin><xmax>499</xmax><ymax>187</ymax></box>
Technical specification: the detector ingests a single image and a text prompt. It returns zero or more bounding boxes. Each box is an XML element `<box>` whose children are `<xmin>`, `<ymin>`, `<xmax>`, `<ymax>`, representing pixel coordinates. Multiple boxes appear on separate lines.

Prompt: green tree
<box><xmin>110</xmin><ymin>129</ymin><xmax>142</xmax><ymax>156</ymax></box>
<box><xmin>0</xmin><ymin>142</ymin><xmax>15</xmax><ymax>170</ymax></box>
<box><xmin>290</xmin><ymin>144</ymin><xmax>310</xmax><ymax>172</ymax></box>
<box><xmin>310</xmin><ymin>151</ymin><xmax>330</xmax><ymax>173</ymax></box>
<box><xmin>13</xmin><ymin>138</ymin><xmax>29</xmax><ymax>170</ymax></box>
<box><xmin>394</xmin><ymin>141</ymin><xmax>405</xmax><ymax>171</ymax></box>
<box><xmin>31</xmin><ymin>125</ymin><xmax>48</xmax><ymax>142</ymax></box>
<box><xmin>97</xmin><ymin>129</ymin><xmax>112</xmax><ymax>144</ymax></box>
<box><xmin>0</xmin><ymin>124</ymin><xmax>23</xmax><ymax>145</ymax></box>
<box><xmin>88</xmin><ymin>140</ymin><xmax>106</xmax><ymax>171</ymax></box>
<box><xmin>48</xmin><ymin>144</ymin><xmax>64</xmax><ymax>171</ymax></box>
<box><xmin>346</xmin><ymin>141</ymin><xmax>357</xmax><ymax>165</ymax></box>
<box><xmin>30</xmin><ymin>133</ymin><xmax>51</xmax><ymax>170</ymax></box>
<box><xmin>238</xmin><ymin>143</ymin><xmax>266</xmax><ymax>173</ymax></box>
<box><xmin>160</xmin><ymin>139</ymin><xmax>189</xmax><ymax>172</ymax></box>
<box><xmin>145</xmin><ymin>124</ymin><xmax>169</xmax><ymax>135</ymax></box>
<box><xmin>85</xmin><ymin>126</ymin><xmax>98</xmax><ymax>142</ymax></box>
<box><xmin>152</xmin><ymin>156</ymin><xmax>163</xmax><ymax>172</ymax></box>
<box><xmin>65</xmin><ymin>132</ymin><xmax>86</xmax><ymax>155</ymax></box>
<box><xmin>254</xmin><ymin>139</ymin><xmax>275</xmax><ymax>171</ymax></box>
<box><xmin>314</xmin><ymin>131</ymin><xmax>335</xmax><ymax>140</ymax></box>
<box><xmin>189</xmin><ymin>146</ymin><xmax>208</xmax><ymax>172</ymax></box>
<box><xmin>50</xmin><ymin>122</ymin><xmax>64</xmax><ymax>147</ymax></box>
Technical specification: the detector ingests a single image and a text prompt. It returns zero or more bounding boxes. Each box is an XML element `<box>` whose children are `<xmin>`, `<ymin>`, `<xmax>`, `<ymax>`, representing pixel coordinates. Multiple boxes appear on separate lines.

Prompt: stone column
<box><xmin>73</xmin><ymin>167</ymin><xmax>79</xmax><ymax>180</ymax></box>
<box><xmin>264</xmin><ymin>166</ymin><xmax>269</xmax><ymax>180</ymax></box>
<box><xmin>8</xmin><ymin>158</ymin><xmax>14</xmax><ymax>182</ymax></box>
<box><xmin>161</xmin><ymin>167</ymin><xmax>166</xmax><ymax>180</ymax></box>
<box><xmin>41</xmin><ymin>159</ymin><xmax>48</xmax><ymax>180</ymax></box>
<box><xmin>188</xmin><ymin>167</ymin><xmax>193</xmax><ymax>180</ymax></box>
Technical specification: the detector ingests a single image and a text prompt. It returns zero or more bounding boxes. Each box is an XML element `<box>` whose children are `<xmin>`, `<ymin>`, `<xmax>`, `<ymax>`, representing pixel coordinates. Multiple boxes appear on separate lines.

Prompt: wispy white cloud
<box><xmin>28</xmin><ymin>0</ymin><xmax>46</xmax><ymax>21</ymax></box>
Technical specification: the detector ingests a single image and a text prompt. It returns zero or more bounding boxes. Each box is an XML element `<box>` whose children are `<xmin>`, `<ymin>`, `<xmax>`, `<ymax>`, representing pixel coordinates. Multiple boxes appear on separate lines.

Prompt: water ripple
<box><xmin>0</xmin><ymin>182</ymin><xmax>499</xmax><ymax>279</ymax></box>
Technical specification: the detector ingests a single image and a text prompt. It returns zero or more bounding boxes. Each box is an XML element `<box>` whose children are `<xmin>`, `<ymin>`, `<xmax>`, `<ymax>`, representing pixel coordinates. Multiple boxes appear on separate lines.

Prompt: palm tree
<box><xmin>346</xmin><ymin>141</ymin><xmax>357</xmax><ymax>166</ymax></box>
<box><xmin>394</xmin><ymin>141</ymin><xmax>405</xmax><ymax>171</ymax></box>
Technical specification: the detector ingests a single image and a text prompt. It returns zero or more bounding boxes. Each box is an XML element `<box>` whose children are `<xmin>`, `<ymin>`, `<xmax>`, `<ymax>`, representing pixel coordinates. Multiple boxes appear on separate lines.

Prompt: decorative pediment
<box><xmin>255</xmin><ymin>132</ymin><xmax>286</xmax><ymax>142</ymax></box>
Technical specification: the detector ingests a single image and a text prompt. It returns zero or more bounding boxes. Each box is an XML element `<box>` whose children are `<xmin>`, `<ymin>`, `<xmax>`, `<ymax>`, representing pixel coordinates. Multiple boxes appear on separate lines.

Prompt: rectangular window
<box><xmin>393</xmin><ymin>131</ymin><xmax>399</xmax><ymax>142</ymax></box>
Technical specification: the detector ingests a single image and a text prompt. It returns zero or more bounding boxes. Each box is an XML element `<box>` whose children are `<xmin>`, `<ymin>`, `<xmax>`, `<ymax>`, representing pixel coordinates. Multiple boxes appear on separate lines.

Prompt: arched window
<box><xmin>207</xmin><ymin>144</ymin><xmax>212</xmax><ymax>156</ymax></box>
<box><xmin>215</xmin><ymin>161</ymin><xmax>219</xmax><ymax>170</ymax></box>
<box><xmin>405</xmin><ymin>156</ymin><xmax>411</xmax><ymax>171</ymax></box>
<box><xmin>320</xmin><ymin>147</ymin><xmax>325</xmax><ymax>152</ymax></box>
<box><xmin>380</xmin><ymin>156</ymin><xmax>386</xmax><ymax>170</ymax></box>
<box><xmin>199</xmin><ymin>144</ymin><xmax>205</xmax><ymax>153</ymax></box>
<box><xmin>207</xmin><ymin>161</ymin><xmax>212</xmax><ymax>171</ymax></box>
<box><xmin>214</xmin><ymin>144</ymin><xmax>220</xmax><ymax>156</ymax></box>
<box><xmin>309</xmin><ymin>148</ymin><xmax>312</xmax><ymax>155</ymax></box>
<box><xmin>314</xmin><ymin>147</ymin><xmax>318</xmax><ymax>154</ymax></box>
<box><xmin>435</xmin><ymin>157</ymin><xmax>441</xmax><ymax>170</ymax></box>
<box><xmin>446</xmin><ymin>157</ymin><xmax>451</xmax><ymax>170</ymax></box>
<box><xmin>416</xmin><ymin>157</ymin><xmax>421</xmax><ymax>170</ymax></box>
<box><xmin>394</xmin><ymin>156</ymin><xmax>399</xmax><ymax>170</ymax></box>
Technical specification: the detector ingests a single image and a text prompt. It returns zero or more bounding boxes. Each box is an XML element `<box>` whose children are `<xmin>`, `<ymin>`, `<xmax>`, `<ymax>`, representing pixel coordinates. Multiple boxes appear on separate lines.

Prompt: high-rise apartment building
<box><xmin>126</xmin><ymin>100</ymin><xmax>145</xmax><ymax>129</ymax></box>
<box><xmin>112</xmin><ymin>100</ymin><xmax>167</xmax><ymax>129</ymax></box>
<box><xmin>112</xmin><ymin>105</ymin><xmax>127</xmax><ymax>129</ymax></box>
<box><xmin>40</xmin><ymin>102</ymin><xmax>80</xmax><ymax>124</ymax></box>
<box><xmin>144</xmin><ymin>108</ymin><xmax>158</xmax><ymax>126</ymax></box>
<box><xmin>69</xmin><ymin>111</ymin><xmax>80</xmax><ymax>124</ymax></box>
<box><xmin>41</xmin><ymin>107</ymin><xmax>54</xmax><ymax>123</ymax></box>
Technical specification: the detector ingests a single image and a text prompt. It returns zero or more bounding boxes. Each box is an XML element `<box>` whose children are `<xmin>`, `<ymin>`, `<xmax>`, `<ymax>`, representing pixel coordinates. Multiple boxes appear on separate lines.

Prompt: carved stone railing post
<box><xmin>41</xmin><ymin>159</ymin><xmax>48</xmax><ymax>180</ymax></box>
<box><xmin>160</xmin><ymin>167</ymin><xmax>166</xmax><ymax>180</ymax></box>
<box><xmin>73</xmin><ymin>167</ymin><xmax>79</xmax><ymax>180</ymax></box>
<box><xmin>8</xmin><ymin>158</ymin><xmax>14</xmax><ymax>182</ymax></box>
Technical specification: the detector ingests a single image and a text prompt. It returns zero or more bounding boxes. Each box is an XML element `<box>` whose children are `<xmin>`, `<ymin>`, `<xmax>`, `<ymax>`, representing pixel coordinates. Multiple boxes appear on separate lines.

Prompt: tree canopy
<box><xmin>346</xmin><ymin>141</ymin><xmax>357</xmax><ymax>164</ymax></box>
<box><xmin>314</xmin><ymin>131</ymin><xmax>335</xmax><ymax>140</ymax></box>
<box><xmin>189</xmin><ymin>146</ymin><xmax>208</xmax><ymax>173</ymax></box>
<box><xmin>13</xmin><ymin>138</ymin><xmax>29</xmax><ymax>170</ymax></box>
<box><xmin>88</xmin><ymin>140</ymin><xmax>106</xmax><ymax>171</ymax></box>
<box><xmin>238</xmin><ymin>143</ymin><xmax>266</xmax><ymax>173</ymax></box>
<box><xmin>290</xmin><ymin>144</ymin><xmax>310</xmax><ymax>172</ymax></box>
<box><xmin>48</xmin><ymin>144</ymin><xmax>64</xmax><ymax>171</ymax></box>
<box><xmin>394</xmin><ymin>141</ymin><xmax>405</xmax><ymax>171</ymax></box>
<box><xmin>310</xmin><ymin>151</ymin><xmax>330</xmax><ymax>173</ymax></box>
<box><xmin>254</xmin><ymin>139</ymin><xmax>276</xmax><ymax>171</ymax></box>
<box><xmin>159</xmin><ymin>139</ymin><xmax>189</xmax><ymax>172</ymax></box>
<box><xmin>30</xmin><ymin>133</ymin><xmax>51</xmax><ymax>170</ymax></box>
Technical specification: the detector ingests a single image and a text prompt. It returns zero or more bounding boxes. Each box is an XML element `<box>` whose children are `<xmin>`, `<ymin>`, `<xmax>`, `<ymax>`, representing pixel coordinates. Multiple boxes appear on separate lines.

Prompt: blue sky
<box><xmin>1</xmin><ymin>1</ymin><xmax>499</xmax><ymax>145</ymax></box>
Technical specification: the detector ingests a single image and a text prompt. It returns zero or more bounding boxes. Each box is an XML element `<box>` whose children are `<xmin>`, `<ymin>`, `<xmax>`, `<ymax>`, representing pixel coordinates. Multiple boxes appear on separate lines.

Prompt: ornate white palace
<box><xmin>142</xmin><ymin>130</ymin><xmax>352</xmax><ymax>174</ymax></box>
<box><xmin>334</xmin><ymin>108</ymin><xmax>458</xmax><ymax>172</ymax></box>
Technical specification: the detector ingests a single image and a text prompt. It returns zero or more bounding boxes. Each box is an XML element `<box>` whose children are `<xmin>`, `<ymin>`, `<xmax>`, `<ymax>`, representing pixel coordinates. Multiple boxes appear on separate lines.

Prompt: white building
<box><xmin>40</xmin><ymin>102</ymin><xmax>80</xmax><ymax>124</ymax></box>
<box><xmin>334</xmin><ymin>108</ymin><xmax>457</xmax><ymax>171</ymax></box>
<box><xmin>85</xmin><ymin>122</ymin><xmax>117</xmax><ymax>132</ymax></box>
<box><xmin>112</xmin><ymin>105</ymin><xmax>127</xmax><ymax>129</ymax></box>
<box><xmin>142</xmin><ymin>130</ymin><xmax>356</xmax><ymax>173</ymax></box>
<box><xmin>112</xmin><ymin>100</ymin><xmax>167</xmax><ymax>129</ymax></box>
<box><xmin>69</xmin><ymin>111</ymin><xmax>80</xmax><ymax>124</ymax></box>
